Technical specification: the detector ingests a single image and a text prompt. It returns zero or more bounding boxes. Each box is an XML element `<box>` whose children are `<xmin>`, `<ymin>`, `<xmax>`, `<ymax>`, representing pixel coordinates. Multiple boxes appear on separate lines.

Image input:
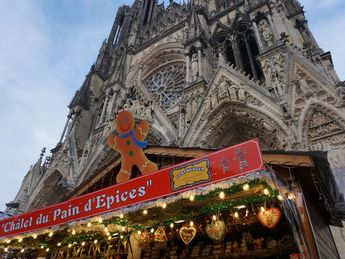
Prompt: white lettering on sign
<box><xmin>88</xmin><ymin>183</ymin><xmax>149</xmax><ymax>211</ymax></box>
<box><xmin>2</xmin><ymin>217</ymin><xmax>33</xmax><ymax>233</ymax></box>
<box><xmin>53</xmin><ymin>204</ymin><xmax>80</xmax><ymax>221</ymax></box>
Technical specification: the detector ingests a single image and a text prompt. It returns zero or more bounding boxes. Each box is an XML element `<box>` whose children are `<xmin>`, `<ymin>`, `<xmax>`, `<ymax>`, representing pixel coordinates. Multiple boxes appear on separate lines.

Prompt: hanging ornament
<box><xmin>240</xmin><ymin>237</ymin><xmax>248</xmax><ymax>253</ymax></box>
<box><xmin>139</xmin><ymin>229</ymin><xmax>151</xmax><ymax>247</ymax></box>
<box><xmin>253</xmin><ymin>237</ymin><xmax>264</xmax><ymax>250</ymax></box>
<box><xmin>154</xmin><ymin>227</ymin><xmax>167</xmax><ymax>242</ymax></box>
<box><xmin>257</xmin><ymin>207</ymin><xmax>281</xmax><ymax>229</ymax></box>
<box><xmin>205</xmin><ymin>219</ymin><xmax>226</xmax><ymax>241</ymax></box>
<box><xmin>179</xmin><ymin>225</ymin><xmax>197</xmax><ymax>245</ymax></box>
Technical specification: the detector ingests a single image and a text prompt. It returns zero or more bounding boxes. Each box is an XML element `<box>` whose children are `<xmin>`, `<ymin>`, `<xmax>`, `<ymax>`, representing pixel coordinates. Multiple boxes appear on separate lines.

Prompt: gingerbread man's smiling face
<box><xmin>116</xmin><ymin>111</ymin><xmax>135</xmax><ymax>134</ymax></box>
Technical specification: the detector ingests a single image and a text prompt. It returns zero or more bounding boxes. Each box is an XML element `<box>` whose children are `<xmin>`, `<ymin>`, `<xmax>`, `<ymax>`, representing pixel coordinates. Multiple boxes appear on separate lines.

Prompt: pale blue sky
<box><xmin>0</xmin><ymin>0</ymin><xmax>344</xmax><ymax>211</ymax></box>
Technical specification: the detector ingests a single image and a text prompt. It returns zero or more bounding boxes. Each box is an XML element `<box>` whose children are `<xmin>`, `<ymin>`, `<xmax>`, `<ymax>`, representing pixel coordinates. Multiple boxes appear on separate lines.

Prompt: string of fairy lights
<box><xmin>0</xmin><ymin>178</ymin><xmax>297</xmax><ymax>254</ymax></box>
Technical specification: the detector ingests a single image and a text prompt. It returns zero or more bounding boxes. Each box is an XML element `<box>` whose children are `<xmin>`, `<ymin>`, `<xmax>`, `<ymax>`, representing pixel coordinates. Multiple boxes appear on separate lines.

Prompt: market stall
<box><xmin>0</xmin><ymin>111</ymin><xmax>341</xmax><ymax>259</ymax></box>
<box><xmin>0</xmin><ymin>139</ymin><xmax>341</xmax><ymax>259</ymax></box>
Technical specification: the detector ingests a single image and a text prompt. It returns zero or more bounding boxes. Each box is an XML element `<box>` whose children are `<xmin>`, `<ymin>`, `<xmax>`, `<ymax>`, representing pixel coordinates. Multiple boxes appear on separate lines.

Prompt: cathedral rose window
<box><xmin>144</xmin><ymin>63</ymin><xmax>186</xmax><ymax>110</ymax></box>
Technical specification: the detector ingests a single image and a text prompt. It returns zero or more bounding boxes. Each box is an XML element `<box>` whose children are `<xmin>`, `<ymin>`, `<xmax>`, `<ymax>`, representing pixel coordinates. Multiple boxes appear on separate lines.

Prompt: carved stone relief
<box><xmin>123</xmin><ymin>98</ymin><xmax>154</xmax><ymax>122</ymax></box>
<box><xmin>303</xmin><ymin>105</ymin><xmax>345</xmax><ymax>151</ymax></box>
<box><xmin>261</xmin><ymin>52</ymin><xmax>287</xmax><ymax>99</ymax></box>
<box><xmin>292</xmin><ymin>67</ymin><xmax>339</xmax><ymax>119</ymax></box>
<box><xmin>204</xmin><ymin>77</ymin><xmax>247</xmax><ymax>115</ymax></box>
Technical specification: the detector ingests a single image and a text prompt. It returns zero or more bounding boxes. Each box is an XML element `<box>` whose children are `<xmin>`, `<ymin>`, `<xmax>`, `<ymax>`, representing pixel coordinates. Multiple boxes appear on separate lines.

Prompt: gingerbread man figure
<box><xmin>108</xmin><ymin>110</ymin><xmax>158</xmax><ymax>183</ymax></box>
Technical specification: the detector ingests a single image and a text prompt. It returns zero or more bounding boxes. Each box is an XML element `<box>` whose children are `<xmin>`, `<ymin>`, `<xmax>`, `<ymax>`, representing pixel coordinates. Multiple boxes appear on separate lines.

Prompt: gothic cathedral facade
<box><xmin>10</xmin><ymin>0</ymin><xmax>345</xmax><ymax>222</ymax></box>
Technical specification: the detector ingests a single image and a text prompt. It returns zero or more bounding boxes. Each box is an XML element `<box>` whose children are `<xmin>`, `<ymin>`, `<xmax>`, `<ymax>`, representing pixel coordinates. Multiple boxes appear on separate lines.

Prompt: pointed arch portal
<box><xmin>195</xmin><ymin>103</ymin><xmax>288</xmax><ymax>150</ymax></box>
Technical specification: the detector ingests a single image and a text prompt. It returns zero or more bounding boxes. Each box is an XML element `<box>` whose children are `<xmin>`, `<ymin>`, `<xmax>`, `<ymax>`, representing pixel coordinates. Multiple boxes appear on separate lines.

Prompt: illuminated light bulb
<box><xmin>57</xmin><ymin>243</ymin><xmax>61</xmax><ymax>247</ymax></box>
<box><xmin>189</xmin><ymin>221</ymin><xmax>194</xmax><ymax>227</ymax></box>
<box><xmin>121</xmin><ymin>226</ymin><xmax>126</xmax><ymax>232</ymax></box>
<box><xmin>260</xmin><ymin>207</ymin><xmax>265</xmax><ymax>212</ymax></box>
<box><xmin>33</xmin><ymin>234</ymin><xmax>37</xmax><ymax>239</ymax></box>
<box><xmin>219</xmin><ymin>191</ymin><xmax>225</xmax><ymax>199</ymax></box>
<box><xmin>243</xmin><ymin>184</ymin><xmax>250</xmax><ymax>191</ymax></box>
<box><xmin>108</xmin><ymin>236</ymin><xmax>112</xmax><ymax>240</ymax></box>
<box><xmin>234</xmin><ymin>212</ymin><xmax>239</xmax><ymax>218</ymax></box>
<box><xmin>162</xmin><ymin>203</ymin><xmax>167</xmax><ymax>209</ymax></box>
<box><xmin>120</xmin><ymin>213</ymin><xmax>124</xmax><ymax>219</ymax></box>
<box><xmin>170</xmin><ymin>223</ymin><xmax>174</xmax><ymax>228</ymax></box>
<box><xmin>6</xmin><ymin>240</ymin><xmax>11</xmax><ymax>244</ymax></box>
<box><xmin>68</xmin><ymin>244</ymin><xmax>72</xmax><ymax>248</ymax></box>
<box><xmin>81</xmin><ymin>242</ymin><xmax>85</xmax><ymax>246</ymax></box>
<box><xmin>87</xmin><ymin>222</ymin><xmax>92</xmax><ymax>227</ymax></box>
<box><xmin>98</xmin><ymin>218</ymin><xmax>103</xmax><ymax>224</ymax></box>
<box><xmin>21</xmin><ymin>248</ymin><xmax>24</xmax><ymax>253</ymax></box>
<box><xmin>277</xmin><ymin>194</ymin><xmax>283</xmax><ymax>200</ymax></box>
<box><xmin>150</xmin><ymin>228</ymin><xmax>155</xmax><ymax>233</ymax></box>
<box><xmin>143</xmin><ymin>209</ymin><xmax>148</xmax><ymax>215</ymax></box>
<box><xmin>263</xmin><ymin>188</ymin><xmax>270</xmax><ymax>195</ymax></box>
<box><xmin>72</xmin><ymin>229</ymin><xmax>76</xmax><ymax>235</ymax></box>
<box><xmin>245</xmin><ymin>209</ymin><xmax>249</xmax><ymax>217</ymax></box>
<box><xmin>4</xmin><ymin>248</ymin><xmax>8</xmax><ymax>252</ymax></box>
<box><xmin>212</xmin><ymin>215</ymin><xmax>217</xmax><ymax>221</ymax></box>
<box><xmin>94</xmin><ymin>239</ymin><xmax>98</xmax><ymax>244</ymax></box>
<box><xmin>189</xmin><ymin>195</ymin><xmax>195</xmax><ymax>201</ymax></box>
<box><xmin>46</xmin><ymin>248</ymin><xmax>50</xmax><ymax>252</ymax></box>
<box><xmin>41</xmin><ymin>245</ymin><xmax>44</xmax><ymax>249</ymax></box>
<box><xmin>18</xmin><ymin>238</ymin><xmax>23</xmax><ymax>243</ymax></box>
<box><xmin>120</xmin><ymin>235</ymin><xmax>124</xmax><ymax>239</ymax></box>
<box><xmin>106</xmin><ymin>232</ymin><xmax>110</xmax><ymax>236</ymax></box>
<box><xmin>104</xmin><ymin>227</ymin><xmax>108</xmax><ymax>232</ymax></box>
<box><xmin>48</xmin><ymin>232</ymin><xmax>53</xmax><ymax>237</ymax></box>
<box><xmin>138</xmin><ymin>230</ymin><xmax>142</xmax><ymax>235</ymax></box>
<box><xmin>288</xmin><ymin>193</ymin><xmax>295</xmax><ymax>200</ymax></box>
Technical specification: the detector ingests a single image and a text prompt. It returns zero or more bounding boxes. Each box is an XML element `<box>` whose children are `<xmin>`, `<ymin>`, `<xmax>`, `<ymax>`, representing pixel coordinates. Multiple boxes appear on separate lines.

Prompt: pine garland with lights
<box><xmin>0</xmin><ymin>177</ymin><xmax>287</xmax><ymax>252</ymax></box>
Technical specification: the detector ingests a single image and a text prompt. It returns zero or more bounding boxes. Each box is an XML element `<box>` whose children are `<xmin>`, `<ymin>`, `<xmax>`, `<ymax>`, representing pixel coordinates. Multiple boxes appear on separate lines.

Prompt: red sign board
<box><xmin>0</xmin><ymin>139</ymin><xmax>264</xmax><ymax>238</ymax></box>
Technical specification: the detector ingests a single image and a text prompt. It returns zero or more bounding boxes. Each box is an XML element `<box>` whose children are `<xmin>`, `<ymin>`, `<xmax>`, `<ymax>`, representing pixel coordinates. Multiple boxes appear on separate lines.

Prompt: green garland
<box><xmin>103</xmin><ymin>180</ymin><xmax>278</xmax><ymax>229</ymax></box>
<box><xmin>61</xmin><ymin>232</ymin><xmax>104</xmax><ymax>245</ymax></box>
<box><xmin>0</xmin><ymin>179</ymin><xmax>280</xmax><ymax>250</ymax></box>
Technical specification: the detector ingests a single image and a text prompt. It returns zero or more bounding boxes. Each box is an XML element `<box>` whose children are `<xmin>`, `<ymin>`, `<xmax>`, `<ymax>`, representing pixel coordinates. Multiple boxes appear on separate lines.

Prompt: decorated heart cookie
<box><xmin>206</xmin><ymin>220</ymin><xmax>226</xmax><ymax>241</ymax></box>
<box><xmin>154</xmin><ymin>227</ymin><xmax>167</xmax><ymax>242</ymax></box>
<box><xmin>179</xmin><ymin>226</ymin><xmax>197</xmax><ymax>245</ymax></box>
<box><xmin>258</xmin><ymin>208</ymin><xmax>282</xmax><ymax>229</ymax></box>
<box><xmin>140</xmin><ymin>229</ymin><xmax>151</xmax><ymax>247</ymax></box>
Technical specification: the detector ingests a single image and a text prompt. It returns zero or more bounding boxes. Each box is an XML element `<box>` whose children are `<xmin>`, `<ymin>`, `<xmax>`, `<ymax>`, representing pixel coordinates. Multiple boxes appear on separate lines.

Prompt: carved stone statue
<box><xmin>218</xmin><ymin>80</ymin><xmax>229</xmax><ymax>99</ymax></box>
<box><xmin>191</xmin><ymin>53</ymin><xmax>199</xmax><ymax>81</ymax></box>
<box><xmin>296</xmin><ymin>71</ymin><xmax>310</xmax><ymax>95</ymax></box>
<box><xmin>238</xmin><ymin>85</ymin><xmax>246</xmax><ymax>102</ymax></box>
<box><xmin>229</xmin><ymin>84</ymin><xmax>238</xmax><ymax>100</ymax></box>
<box><xmin>258</xmin><ymin>19</ymin><xmax>274</xmax><ymax>47</ymax></box>
<box><xmin>218</xmin><ymin>51</ymin><xmax>226</xmax><ymax>66</ymax></box>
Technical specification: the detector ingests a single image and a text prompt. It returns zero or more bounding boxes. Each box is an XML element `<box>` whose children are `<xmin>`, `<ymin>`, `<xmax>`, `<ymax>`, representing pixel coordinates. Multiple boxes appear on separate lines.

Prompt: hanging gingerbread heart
<box><xmin>258</xmin><ymin>207</ymin><xmax>282</xmax><ymax>229</ymax></box>
<box><xmin>140</xmin><ymin>229</ymin><xmax>151</xmax><ymax>247</ymax></box>
<box><xmin>179</xmin><ymin>226</ymin><xmax>197</xmax><ymax>245</ymax></box>
<box><xmin>154</xmin><ymin>227</ymin><xmax>167</xmax><ymax>242</ymax></box>
<box><xmin>206</xmin><ymin>220</ymin><xmax>227</xmax><ymax>241</ymax></box>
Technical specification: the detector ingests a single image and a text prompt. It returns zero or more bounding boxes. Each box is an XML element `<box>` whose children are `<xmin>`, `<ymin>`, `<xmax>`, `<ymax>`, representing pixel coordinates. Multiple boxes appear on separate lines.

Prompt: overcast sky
<box><xmin>0</xmin><ymin>0</ymin><xmax>344</xmax><ymax>212</ymax></box>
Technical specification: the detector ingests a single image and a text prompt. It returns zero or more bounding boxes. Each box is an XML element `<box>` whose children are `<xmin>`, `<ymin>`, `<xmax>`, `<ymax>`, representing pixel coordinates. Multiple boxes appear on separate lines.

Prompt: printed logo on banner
<box><xmin>170</xmin><ymin>158</ymin><xmax>211</xmax><ymax>191</ymax></box>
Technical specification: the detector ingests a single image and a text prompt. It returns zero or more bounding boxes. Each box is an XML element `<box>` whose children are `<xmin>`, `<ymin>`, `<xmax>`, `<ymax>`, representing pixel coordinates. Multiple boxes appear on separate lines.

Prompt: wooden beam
<box><xmin>263</xmin><ymin>153</ymin><xmax>314</xmax><ymax>167</ymax></box>
<box><xmin>69</xmin><ymin>147</ymin><xmax>315</xmax><ymax>198</ymax></box>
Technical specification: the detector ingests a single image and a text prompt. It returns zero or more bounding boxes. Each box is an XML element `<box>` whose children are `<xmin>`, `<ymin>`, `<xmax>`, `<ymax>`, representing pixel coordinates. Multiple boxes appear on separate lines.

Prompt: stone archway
<box><xmin>194</xmin><ymin>103</ymin><xmax>288</xmax><ymax>150</ymax></box>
